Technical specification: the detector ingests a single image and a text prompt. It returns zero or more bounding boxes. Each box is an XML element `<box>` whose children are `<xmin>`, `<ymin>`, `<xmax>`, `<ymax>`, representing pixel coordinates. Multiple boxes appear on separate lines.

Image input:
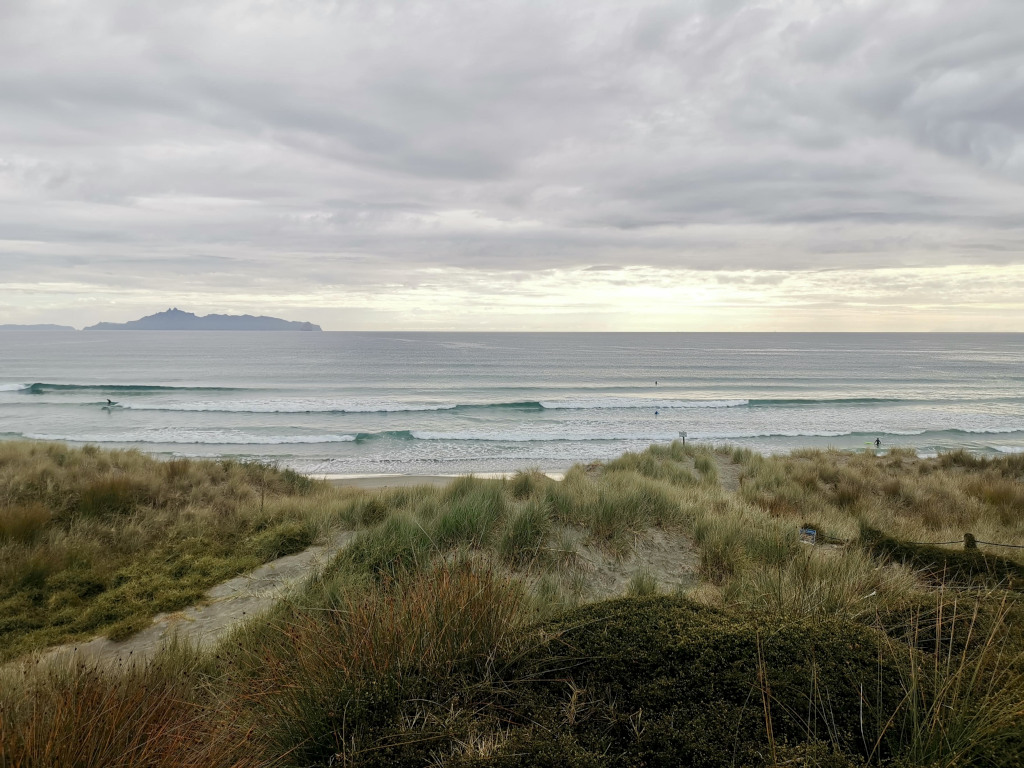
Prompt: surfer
<box><xmin>655</xmin><ymin>410</ymin><xmax>659</xmax><ymax>416</ymax></box>
<box><xmin>105</xmin><ymin>398</ymin><xmax>117</xmax><ymax>407</ymax></box>
<box><xmin>874</xmin><ymin>437</ymin><xmax>881</xmax><ymax>448</ymax></box>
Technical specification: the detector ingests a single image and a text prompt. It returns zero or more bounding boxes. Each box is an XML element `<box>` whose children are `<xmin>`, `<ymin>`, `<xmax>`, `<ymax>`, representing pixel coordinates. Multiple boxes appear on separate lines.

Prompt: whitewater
<box><xmin>1</xmin><ymin>332</ymin><xmax>1022</xmax><ymax>474</ymax></box>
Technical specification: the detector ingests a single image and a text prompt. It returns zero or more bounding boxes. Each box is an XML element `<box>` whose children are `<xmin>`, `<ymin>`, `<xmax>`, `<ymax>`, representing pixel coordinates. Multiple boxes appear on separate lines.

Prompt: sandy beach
<box><xmin>323</xmin><ymin>471</ymin><xmax>565</xmax><ymax>490</ymax></box>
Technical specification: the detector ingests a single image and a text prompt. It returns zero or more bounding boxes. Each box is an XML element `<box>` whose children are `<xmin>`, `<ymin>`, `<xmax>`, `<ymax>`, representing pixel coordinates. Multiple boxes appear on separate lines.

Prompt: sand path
<box><xmin>712</xmin><ymin>453</ymin><xmax>743</xmax><ymax>493</ymax></box>
<box><xmin>27</xmin><ymin>529</ymin><xmax>355</xmax><ymax>668</ymax></box>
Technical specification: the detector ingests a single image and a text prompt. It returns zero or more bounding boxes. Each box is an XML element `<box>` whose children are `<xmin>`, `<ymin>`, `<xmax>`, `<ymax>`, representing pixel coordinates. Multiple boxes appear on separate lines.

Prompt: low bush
<box><xmin>434</xmin><ymin>597</ymin><xmax>910</xmax><ymax>768</ymax></box>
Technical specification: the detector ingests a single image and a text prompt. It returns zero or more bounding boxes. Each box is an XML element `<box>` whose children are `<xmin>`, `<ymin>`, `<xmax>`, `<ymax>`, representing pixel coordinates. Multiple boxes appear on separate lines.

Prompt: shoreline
<box><xmin>320</xmin><ymin>471</ymin><xmax>566</xmax><ymax>490</ymax></box>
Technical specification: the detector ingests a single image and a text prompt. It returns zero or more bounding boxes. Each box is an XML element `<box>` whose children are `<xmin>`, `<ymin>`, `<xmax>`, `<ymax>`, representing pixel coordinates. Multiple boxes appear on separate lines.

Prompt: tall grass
<box><xmin>0</xmin><ymin>642</ymin><xmax>257</xmax><ymax>768</ymax></box>
<box><xmin>220</xmin><ymin>561</ymin><xmax>526</xmax><ymax>765</ymax></box>
<box><xmin>0</xmin><ymin>441</ymin><xmax>350</xmax><ymax>661</ymax></box>
<box><xmin>878</xmin><ymin>596</ymin><xmax>1024</xmax><ymax>767</ymax></box>
<box><xmin>732</xmin><ymin>448</ymin><xmax>1024</xmax><ymax>557</ymax></box>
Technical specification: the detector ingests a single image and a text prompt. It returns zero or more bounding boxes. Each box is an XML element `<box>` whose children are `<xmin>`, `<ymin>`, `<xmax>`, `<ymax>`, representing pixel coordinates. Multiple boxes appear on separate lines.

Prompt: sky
<box><xmin>2</xmin><ymin>0</ymin><xmax>1023</xmax><ymax>331</ymax></box>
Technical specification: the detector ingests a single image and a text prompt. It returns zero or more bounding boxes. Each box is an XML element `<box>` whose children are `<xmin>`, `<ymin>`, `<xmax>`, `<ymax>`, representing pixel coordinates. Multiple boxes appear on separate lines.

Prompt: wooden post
<box><xmin>964</xmin><ymin>532</ymin><xmax>977</xmax><ymax>550</ymax></box>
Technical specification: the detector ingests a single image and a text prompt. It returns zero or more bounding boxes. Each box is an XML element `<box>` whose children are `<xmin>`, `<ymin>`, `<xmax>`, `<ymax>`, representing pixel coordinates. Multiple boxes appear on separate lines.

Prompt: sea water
<box><xmin>1</xmin><ymin>332</ymin><xmax>1022</xmax><ymax>475</ymax></box>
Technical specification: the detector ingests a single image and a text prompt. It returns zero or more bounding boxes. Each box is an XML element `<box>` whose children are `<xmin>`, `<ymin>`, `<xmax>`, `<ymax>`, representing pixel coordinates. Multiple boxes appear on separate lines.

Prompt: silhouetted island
<box><xmin>84</xmin><ymin>308</ymin><xmax>322</xmax><ymax>331</ymax></box>
<box><xmin>0</xmin><ymin>324</ymin><xmax>76</xmax><ymax>331</ymax></box>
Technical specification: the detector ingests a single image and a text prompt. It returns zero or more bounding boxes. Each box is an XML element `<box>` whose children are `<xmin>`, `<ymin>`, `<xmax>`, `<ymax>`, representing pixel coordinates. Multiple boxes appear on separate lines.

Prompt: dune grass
<box><xmin>3</xmin><ymin>440</ymin><xmax>1024</xmax><ymax>767</ymax></box>
<box><xmin>0</xmin><ymin>441</ymin><xmax>356</xmax><ymax>660</ymax></box>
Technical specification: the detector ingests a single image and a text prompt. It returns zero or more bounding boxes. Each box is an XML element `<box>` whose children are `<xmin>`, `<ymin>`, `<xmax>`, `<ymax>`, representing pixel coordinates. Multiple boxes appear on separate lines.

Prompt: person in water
<box><xmin>874</xmin><ymin>437</ymin><xmax>881</xmax><ymax>448</ymax></box>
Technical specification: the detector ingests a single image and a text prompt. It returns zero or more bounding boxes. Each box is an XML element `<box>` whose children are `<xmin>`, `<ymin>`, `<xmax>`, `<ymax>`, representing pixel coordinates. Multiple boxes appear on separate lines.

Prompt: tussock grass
<box><xmin>217</xmin><ymin>561</ymin><xmax>526</xmax><ymax>765</ymax></box>
<box><xmin>604</xmin><ymin>440</ymin><xmax>696</xmax><ymax>485</ymax></box>
<box><xmin>498</xmin><ymin>499</ymin><xmax>552</xmax><ymax>565</ymax></box>
<box><xmin>0</xmin><ymin>641</ymin><xmax>255</xmax><ymax>768</ymax></box>
<box><xmin>625</xmin><ymin>568</ymin><xmax>658</xmax><ymax>597</ymax></box>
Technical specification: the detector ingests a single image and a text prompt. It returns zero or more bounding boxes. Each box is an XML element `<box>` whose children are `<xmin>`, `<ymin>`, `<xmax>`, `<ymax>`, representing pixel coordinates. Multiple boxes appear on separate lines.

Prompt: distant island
<box><xmin>84</xmin><ymin>308</ymin><xmax>322</xmax><ymax>331</ymax></box>
<box><xmin>0</xmin><ymin>324</ymin><xmax>76</xmax><ymax>331</ymax></box>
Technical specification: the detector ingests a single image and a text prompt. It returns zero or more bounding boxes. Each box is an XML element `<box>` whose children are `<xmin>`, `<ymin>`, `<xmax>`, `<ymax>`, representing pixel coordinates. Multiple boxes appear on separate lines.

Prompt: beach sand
<box><xmin>324</xmin><ymin>472</ymin><xmax>565</xmax><ymax>490</ymax></box>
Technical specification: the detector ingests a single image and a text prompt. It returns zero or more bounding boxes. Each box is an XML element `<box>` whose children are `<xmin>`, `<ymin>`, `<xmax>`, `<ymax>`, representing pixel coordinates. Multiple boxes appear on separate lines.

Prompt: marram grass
<box><xmin>2</xmin><ymin>440</ymin><xmax>1023</xmax><ymax>767</ymax></box>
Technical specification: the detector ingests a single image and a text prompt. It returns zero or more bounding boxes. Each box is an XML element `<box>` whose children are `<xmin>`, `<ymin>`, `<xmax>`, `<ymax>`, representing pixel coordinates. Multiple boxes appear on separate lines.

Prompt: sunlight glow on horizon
<box><xmin>5</xmin><ymin>263</ymin><xmax>1023</xmax><ymax>332</ymax></box>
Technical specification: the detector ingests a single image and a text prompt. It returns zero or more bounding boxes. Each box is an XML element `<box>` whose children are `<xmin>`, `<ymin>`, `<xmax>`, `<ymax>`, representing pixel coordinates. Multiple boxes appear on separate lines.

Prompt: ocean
<box><xmin>1</xmin><ymin>332</ymin><xmax>1022</xmax><ymax>476</ymax></box>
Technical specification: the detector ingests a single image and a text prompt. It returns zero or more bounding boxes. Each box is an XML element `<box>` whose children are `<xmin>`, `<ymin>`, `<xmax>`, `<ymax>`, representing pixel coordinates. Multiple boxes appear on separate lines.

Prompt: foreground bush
<box><xmin>254</xmin><ymin>594</ymin><xmax>1019</xmax><ymax>768</ymax></box>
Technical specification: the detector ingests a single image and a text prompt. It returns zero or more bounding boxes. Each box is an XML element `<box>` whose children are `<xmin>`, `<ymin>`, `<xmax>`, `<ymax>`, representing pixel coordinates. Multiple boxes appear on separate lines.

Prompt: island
<box><xmin>0</xmin><ymin>324</ymin><xmax>77</xmax><ymax>331</ymax></box>
<box><xmin>84</xmin><ymin>308</ymin><xmax>322</xmax><ymax>331</ymax></box>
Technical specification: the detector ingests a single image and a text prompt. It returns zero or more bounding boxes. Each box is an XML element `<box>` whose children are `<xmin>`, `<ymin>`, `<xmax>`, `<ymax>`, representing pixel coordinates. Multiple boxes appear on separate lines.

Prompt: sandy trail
<box><xmin>26</xmin><ymin>530</ymin><xmax>354</xmax><ymax>668</ymax></box>
<box><xmin>712</xmin><ymin>453</ymin><xmax>743</xmax><ymax>493</ymax></box>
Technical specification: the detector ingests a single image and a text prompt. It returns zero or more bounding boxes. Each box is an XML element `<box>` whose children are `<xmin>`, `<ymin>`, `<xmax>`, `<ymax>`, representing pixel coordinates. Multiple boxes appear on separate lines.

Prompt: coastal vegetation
<box><xmin>0</xmin><ymin>441</ymin><xmax>347</xmax><ymax>660</ymax></box>
<box><xmin>2</xmin><ymin>440</ymin><xmax>1023</xmax><ymax>767</ymax></box>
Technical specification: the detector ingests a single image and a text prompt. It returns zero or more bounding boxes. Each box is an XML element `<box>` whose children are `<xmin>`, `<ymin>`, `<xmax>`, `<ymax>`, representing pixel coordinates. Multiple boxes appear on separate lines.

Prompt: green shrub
<box><xmin>490</xmin><ymin>596</ymin><xmax>910</xmax><ymax>768</ymax></box>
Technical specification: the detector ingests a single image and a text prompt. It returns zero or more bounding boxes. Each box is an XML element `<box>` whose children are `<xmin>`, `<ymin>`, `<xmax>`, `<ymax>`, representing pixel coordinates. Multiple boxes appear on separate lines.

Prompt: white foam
<box><xmin>993</xmin><ymin>445</ymin><xmax>1024</xmax><ymax>454</ymax></box>
<box><xmin>0</xmin><ymin>383</ymin><xmax>30</xmax><ymax>392</ymax></box>
<box><xmin>538</xmin><ymin>398</ymin><xmax>748</xmax><ymax>410</ymax></box>
<box><xmin>22</xmin><ymin>430</ymin><xmax>358</xmax><ymax>445</ymax></box>
<box><xmin>121</xmin><ymin>399</ymin><xmax>458</xmax><ymax>413</ymax></box>
<box><xmin>313</xmin><ymin>471</ymin><xmax>566</xmax><ymax>481</ymax></box>
<box><xmin>410</xmin><ymin>431</ymin><xmax>681</xmax><ymax>442</ymax></box>
<box><xmin>685</xmin><ymin>430</ymin><xmax>855</xmax><ymax>440</ymax></box>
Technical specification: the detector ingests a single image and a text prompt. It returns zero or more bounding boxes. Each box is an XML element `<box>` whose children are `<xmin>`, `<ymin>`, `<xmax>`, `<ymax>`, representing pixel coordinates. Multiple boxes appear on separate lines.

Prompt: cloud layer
<box><xmin>1</xmin><ymin>0</ymin><xmax>1023</xmax><ymax>328</ymax></box>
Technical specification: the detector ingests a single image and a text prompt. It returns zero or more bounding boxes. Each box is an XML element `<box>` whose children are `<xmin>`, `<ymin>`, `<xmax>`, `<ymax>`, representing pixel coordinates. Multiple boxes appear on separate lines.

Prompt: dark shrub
<box><xmin>486</xmin><ymin>596</ymin><xmax>909</xmax><ymax>768</ymax></box>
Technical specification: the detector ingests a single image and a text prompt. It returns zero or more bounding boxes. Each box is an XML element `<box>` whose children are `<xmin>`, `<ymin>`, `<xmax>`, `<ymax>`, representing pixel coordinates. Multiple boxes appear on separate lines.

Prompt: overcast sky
<box><xmin>2</xmin><ymin>0</ymin><xmax>1023</xmax><ymax>330</ymax></box>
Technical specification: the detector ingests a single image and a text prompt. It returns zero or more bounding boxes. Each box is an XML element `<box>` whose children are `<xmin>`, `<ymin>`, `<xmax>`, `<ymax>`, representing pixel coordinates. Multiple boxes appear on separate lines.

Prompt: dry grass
<box><xmin>733</xmin><ymin>448</ymin><xmax>1024</xmax><ymax>556</ymax></box>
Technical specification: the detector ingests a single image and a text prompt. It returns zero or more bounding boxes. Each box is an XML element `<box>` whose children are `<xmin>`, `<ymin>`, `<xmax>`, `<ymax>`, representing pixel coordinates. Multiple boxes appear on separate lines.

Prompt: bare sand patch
<box><xmin>564</xmin><ymin>526</ymin><xmax>700</xmax><ymax>600</ymax></box>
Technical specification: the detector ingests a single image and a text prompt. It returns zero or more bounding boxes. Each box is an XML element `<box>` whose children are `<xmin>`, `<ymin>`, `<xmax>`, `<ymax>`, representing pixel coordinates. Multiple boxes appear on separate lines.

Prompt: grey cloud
<box><xmin>1</xmin><ymin>0</ymin><xmax>1023</xmax><ymax>310</ymax></box>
